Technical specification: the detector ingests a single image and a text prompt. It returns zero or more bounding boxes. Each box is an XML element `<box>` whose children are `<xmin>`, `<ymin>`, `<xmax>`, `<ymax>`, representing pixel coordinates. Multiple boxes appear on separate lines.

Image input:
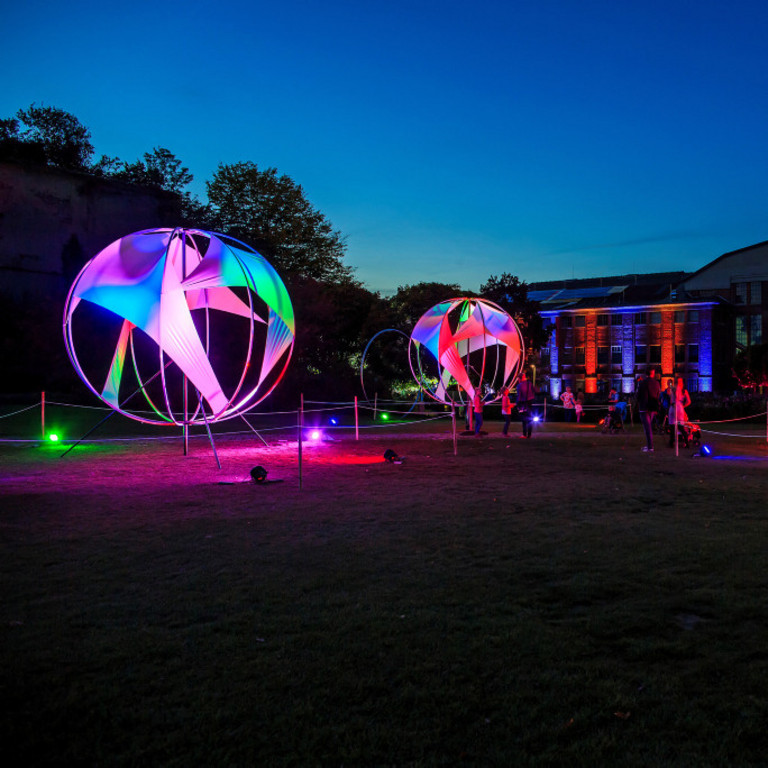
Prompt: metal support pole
<box><xmin>183</xmin><ymin>377</ymin><xmax>189</xmax><ymax>456</ymax></box>
<box><xmin>41</xmin><ymin>391</ymin><xmax>45</xmax><ymax>441</ymax></box>
<box><xmin>355</xmin><ymin>395</ymin><xmax>359</xmax><ymax>441</ymax></box>
<box><xmin>197</xmin><ymin>391</ymin><xmax>221</xmax><ymax>470</ymax></box>
<box><xmin>451</xmin><ymin>403</ymin><xmax>457</xmax><ymax>456</ymax></box>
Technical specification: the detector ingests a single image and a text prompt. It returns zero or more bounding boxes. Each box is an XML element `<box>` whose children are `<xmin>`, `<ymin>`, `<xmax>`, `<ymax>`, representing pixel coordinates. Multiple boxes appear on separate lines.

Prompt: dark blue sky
<box><xmin>2</xmin><ymin>0</ymin><xmax>767</xmax><ymax>293</ymax></box>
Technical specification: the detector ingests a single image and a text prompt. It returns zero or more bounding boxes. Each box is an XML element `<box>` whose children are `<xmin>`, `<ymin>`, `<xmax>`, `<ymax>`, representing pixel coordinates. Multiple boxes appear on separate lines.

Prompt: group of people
<box><xmin>559</xmin><ymin>386</ymin><xmax>585</xmax><ymax>422</ymax></box>
<box><xmin>637</xmin><ymin>369</ymin><xmax>692</xmax><ymax>452</ymax></box>
<box><xmin>472</xmin><ymin>370</ymin><xmax>536</xmax><ymax>438</ymax></box>
<box><xmin>469</xmin><ymin>368</ymin><xmax>693</xmax><ymax>449</ymax></box>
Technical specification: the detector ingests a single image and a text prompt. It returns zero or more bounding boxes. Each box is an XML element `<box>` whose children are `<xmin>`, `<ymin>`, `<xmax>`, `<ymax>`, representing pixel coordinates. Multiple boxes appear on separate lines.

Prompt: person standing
<box><xmin>500</xmin><ymin>387</ymin><xmax>515</xmax><ymax>436</ymax></box>
<box><xmin>637</xmin><ymin>367</ymin><xmax>661</xmax><ymax>452</ymax></box>
<box><xmin>575</xmin><ymin>389</ymin><xmax>585</xmax><ymax>423</ymax></box>
<box><xmin>668</xmin><ymin>377</ymin><xmax>692</xmax><ymax>447</ymax></box>
<box><xmin>560</xmin><ymin>386</ymin><xmax>576</xmax><ymax>422</ymax></box>
<box><xmin>473</xmin><ymin>388</ymin><xmax>484</xmax><ymax>435</ymax></box>
<box><xmin>516</xmin><ymin>371</ymin><xmax>536</xmax><ymax>438</ymax></box>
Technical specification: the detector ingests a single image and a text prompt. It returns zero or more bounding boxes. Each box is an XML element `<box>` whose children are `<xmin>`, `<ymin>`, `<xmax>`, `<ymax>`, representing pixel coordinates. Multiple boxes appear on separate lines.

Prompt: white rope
<box><xmin>0</xmin><ymin>403</ymin><xmax>41</xmax><ymax>420</ymax></box>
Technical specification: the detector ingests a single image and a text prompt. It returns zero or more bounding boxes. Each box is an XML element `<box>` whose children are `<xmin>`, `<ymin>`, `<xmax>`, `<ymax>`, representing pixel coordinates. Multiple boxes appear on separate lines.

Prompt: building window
<box><xmin>735</xmin><ymin>282</ymin><xmax>747</xmax><ymax>304</ymax></box>
<box><xmin>751</xmin><ymin>315</ymin><xmax>763</xmax><ymax>344</ymax></box>
<box><xmin>675</xmin><ymin>344</ymin><xmax>685</xmax><ymax>363</ymax></box>
<box><xmin>597</xmin><ymin>314</ymin><xmax>609</xmax><ymax>326</ymax></box>
<box><xmin>611</xmin><ymin>345</ymin><xmax>622</xmax><ymax>364</ymax></box>
<box><xmin>575</xmin><ymin>315</ymin><xmax>586</xmax><ymax>328</ymax></box>
<box><xmin>688</xmin><ymin>344</ymin><xmax>699</xmax><ymax>363</ymax></box>
<box><xmin>611</xmin><ymin>314</ymin><xmax>623</xmax><ymax>326</ymax></box>
<box><xmin>688</xmin><ymin>310</ymin><xmax>699</xmax><ymax>323</ymax></box>
<box><xmin>736</xmin><ymin>316</ymin><xmax>749</xmax><ymax>347</ymax></box>
<box><xmin>574</xmin><ymin>346</ymin><xmax>585</xmax><ymax>364</ymax></box>
<box><xmin>597</xmin><ymin>346</ymin><xmax>609</xmax><ymax>365</ymax></box>
<box><xmin>561</xmin><ymin>347</ymin><xmax>572</xmax><ymax>364</ymax></box>
<box><xmin>674</xmin><ymin>310</ymin><xmax>686</xmax><ymax>323</ymax></box>
<box><xmin>650</xmin><ymin>311</ymin><xmax>662</xmax><ymax>324</ymax></box>
<box><xmin>649</xmin><ymin>345</ymin><xmax>661</xmax><ymax>364</ymax></box>
<box><xmin>635</xmin><ymin>345</ymin><xmax>647</xmax><ymax>363</ymax></box>
<box><xmin>561</xmin><ymin>316</ymin><xmax>572</xmax><ymax>328</ymax></box>
<box><xmin>751</xmin><ymin>282</ymin><xmax>762</xmax><ymax>306</ymax></box>
<box><xmin>687</xmin><ymin>377</ymin><xmax>699</xmax><ymax>393</ymax></box>
<box><xmin>634</xmin><ymin>312</ymin><xmax>647</xmax><ymax>324</ymax></box>
<box><xmin>541</xmin><ymin>346</ymin><xmax>550</xmax><ymax>362</ymax></box>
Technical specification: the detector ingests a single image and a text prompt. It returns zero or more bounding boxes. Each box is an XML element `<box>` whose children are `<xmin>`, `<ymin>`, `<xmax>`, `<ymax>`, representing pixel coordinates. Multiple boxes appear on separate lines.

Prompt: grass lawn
<box><xmin>2</xmin><ymin>415</ymin><xmax>768</xmax><ymax>766</ymax></box>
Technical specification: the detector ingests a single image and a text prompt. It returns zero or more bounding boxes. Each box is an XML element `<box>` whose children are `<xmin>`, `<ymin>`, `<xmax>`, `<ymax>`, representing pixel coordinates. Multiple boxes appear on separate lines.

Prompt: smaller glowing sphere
<box><xmin>409</xmin><ymin>297</ymin><xmax>525</xmax><ymax>406</ymax></box>
<box><xmin>329</xmin><ymin>417</ymin><xmax>339</xmax><ymax>426</ymax></box>
<box><xmin>48</xmin><ymin>433</ymin><xmax>60</xmax><ymax>442</ymax></box>
<box><xmin>380</xmin><ymin>412</ymin><xmax>390</xmax><ymax>421</ymax></box>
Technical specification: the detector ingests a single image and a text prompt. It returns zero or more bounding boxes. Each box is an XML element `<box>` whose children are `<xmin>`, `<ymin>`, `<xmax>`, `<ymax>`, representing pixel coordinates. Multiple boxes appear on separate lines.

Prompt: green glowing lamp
<box><xmin>48</xmin><ymin>433</ymin><xmax>59</xmax><ymax>442</ymax></box>
<box><xmin>380</xmin><ymin>412</ymin><xmax>390</xmax><ymax>421</ymax></box>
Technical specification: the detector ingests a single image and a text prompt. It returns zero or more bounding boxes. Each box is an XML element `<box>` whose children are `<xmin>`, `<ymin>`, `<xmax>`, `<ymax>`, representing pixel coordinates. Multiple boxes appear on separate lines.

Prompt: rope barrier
<box><xmin>0</xmin><ymin>403</ymin><xmax>41</xmax><ymax>420</ymax></box>
<box><xmin>697</xmin><ymin>427</ymin><xmax>768</xmax><ymax>439</ymax></box>
<box><xmin>691</xmin><ymin>411</ymin><xmax>767</xmax><ymax>425</ymax></box>
<box><xmin>2</xmin><ymin>395</ymin><xmax>765</xmax><ymax>447</ymax></box>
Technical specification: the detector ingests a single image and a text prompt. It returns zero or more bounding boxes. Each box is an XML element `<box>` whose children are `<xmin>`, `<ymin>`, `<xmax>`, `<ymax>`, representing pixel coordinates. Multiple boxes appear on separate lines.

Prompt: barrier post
<box><xmin>355</xmin><ymin>396</ymin><xmax>359</xmax><ymax>441</ymax></box>
<box><xmin>298</xmin><ymin>394</ymin><xmax>304</xmax><ymax>490</ymax></box>
<box><xmin>41</xmin><ymin>391</ymin><xmax>45</xmax><ymax>441</ymax></box>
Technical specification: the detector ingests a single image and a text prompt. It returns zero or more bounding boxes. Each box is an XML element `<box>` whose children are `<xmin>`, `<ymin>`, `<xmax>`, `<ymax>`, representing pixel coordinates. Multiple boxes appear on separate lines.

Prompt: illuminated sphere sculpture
<box><xmin>63</xmin><ymin>228</ymin><xmax>295</xmax><ymax>425</ymax></box>
<box><xmin>409</xmin><ymin>297</ymin><xmax>525</xmax><ymax>404</ymax></box>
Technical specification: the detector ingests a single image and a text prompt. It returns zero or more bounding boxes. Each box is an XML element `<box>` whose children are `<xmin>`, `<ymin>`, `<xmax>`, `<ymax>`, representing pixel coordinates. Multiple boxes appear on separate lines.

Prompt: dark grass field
<box><xmin>2</xmin><ymin>415</ymin><xmax>768</xmax><ymax>766</ymax></box>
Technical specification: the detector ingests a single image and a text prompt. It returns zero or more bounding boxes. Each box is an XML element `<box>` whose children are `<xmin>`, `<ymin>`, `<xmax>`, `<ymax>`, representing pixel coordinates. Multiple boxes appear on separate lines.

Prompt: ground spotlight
<box><xmin>383</xmin><ymin>448</ymin><xmax>401</xmax><ymax>463</ymax></box>
<box><xmin>250</xmin><ymin>465</ymin><xmax>268</xmax><ymax>483</ymax></box>
<box><xmin>380</xmin><ymin>412</ymin><xmax>390</xmax><ymax>421</ymax></box>
<box><xmin>309</xmin><ymin>429</ymin><xmax>322</xmax><ymax>441</ymax></box>
<box><xmin>329</xmin><ymin>417</ymin><xmax>338</xmax><ymax>426</ymax></box>
<box><xmin>48</xmin><ymin>433</ymin><xmax>60</xmax><ymax>442</ymax></box>
<box><xmin>700</xmin><ymin>444</ymin><xmax>712</xmax><ymax>457</ymax></box>
<box><xmin>532</xmin><ymin>415</ymin><xmax>541</xmax><ymax>423</ymax></box>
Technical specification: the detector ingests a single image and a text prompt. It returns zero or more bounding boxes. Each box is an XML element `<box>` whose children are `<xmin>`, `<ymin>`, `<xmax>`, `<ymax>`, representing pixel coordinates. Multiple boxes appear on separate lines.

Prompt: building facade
<box><xmin>676</xmin><ymin>240</ymin><xmax>767</xmax><ymax>355</ymax></box>
<box><xmin>527</xmin><ymin>258</ymin><xmax>753</xmax><ymax>397</ymax></box>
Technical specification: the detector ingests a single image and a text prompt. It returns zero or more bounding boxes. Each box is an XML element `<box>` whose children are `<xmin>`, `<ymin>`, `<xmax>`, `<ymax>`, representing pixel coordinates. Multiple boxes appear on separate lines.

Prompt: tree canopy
<box><xmin>94</xmin><ymin>147</ymin><xmax>193</xmax><ymax>194</ymax></box>
<box><xmin>206</xmin><ymin>162</ymin><xmax>353</xmax><ymax>284</ymax></box>
<box><xmin>0</xmin><ymin>104</ymin><xmax>94</xmax><ymax>169</ymax></box>
<box><xmin>480</xmin><ymin>272</ymin><xmax>548</xmax><ymax>354</ymax></box>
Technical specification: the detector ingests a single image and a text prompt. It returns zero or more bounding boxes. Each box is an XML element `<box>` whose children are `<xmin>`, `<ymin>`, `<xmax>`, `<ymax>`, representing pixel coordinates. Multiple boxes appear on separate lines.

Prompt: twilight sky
<box><xmin>2</xmin><ymin>0</ymin><xmax>767</xmax><ymax>294</ymax></box>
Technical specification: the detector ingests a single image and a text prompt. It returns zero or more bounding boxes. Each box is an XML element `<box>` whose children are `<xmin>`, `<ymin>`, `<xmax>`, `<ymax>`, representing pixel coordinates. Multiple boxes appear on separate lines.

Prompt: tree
<box><xmin>8</xmin><ymin>103</ymin><xmax>94</xmax><ymax>169</ymax></box>
<box><xmin>273</xmin><ymin>277</ymin><xmax>379</xmax><ymax>403</ymax></box>
<box><xmin>733</xmin><ymin>343</ymin><xmax>768</xmax><ymax>390</ymax></box>
<box><xmin>206</xmin><ymin>161</ymin><xmax>352</xmax><ymax>283</ymax></box>
<box><xmin>479</xmin><ymin>272</ymin><xmax>548</xmax><ymax>354</ymax></box>
<box><xmin>107</xmin><ymin>147</ymin><xmax>193</xmax><ymax>194</ymax></box>
<box><xmin>384</xmin><ymin>281</ymin><xmax>464</xmax><ymax>332</ymax></box>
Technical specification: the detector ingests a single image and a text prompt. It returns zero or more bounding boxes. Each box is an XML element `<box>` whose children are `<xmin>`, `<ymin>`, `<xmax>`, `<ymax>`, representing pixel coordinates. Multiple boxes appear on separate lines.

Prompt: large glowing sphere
<box><xmin>409</xmin><ymin>297</ymin><xmax>525</xmax><ymax>404</ymax></box>
<box><xmin>63</xmin><ymin>228</ymin><xmax>295</xmax><ymax>425</ymax></box>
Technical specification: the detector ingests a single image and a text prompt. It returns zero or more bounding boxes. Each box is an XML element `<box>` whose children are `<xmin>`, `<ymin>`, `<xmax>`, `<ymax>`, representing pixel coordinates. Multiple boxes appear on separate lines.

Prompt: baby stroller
<box><xmin>600</xmin><ymin>406</ymin><xmax>624</xmax><ymax>434</ymax></box>
<box><xmin>668</xmin><ymin>421</ymin><xmax>701</xmax><ymax>448</ymax></box>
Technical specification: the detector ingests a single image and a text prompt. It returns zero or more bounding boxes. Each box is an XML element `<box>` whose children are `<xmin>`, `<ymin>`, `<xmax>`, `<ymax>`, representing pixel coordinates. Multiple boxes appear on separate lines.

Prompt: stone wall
<box><xmin>0</xmin><ymin>160</ymin><xmax>180</xmax><ymax>299</ymax></box>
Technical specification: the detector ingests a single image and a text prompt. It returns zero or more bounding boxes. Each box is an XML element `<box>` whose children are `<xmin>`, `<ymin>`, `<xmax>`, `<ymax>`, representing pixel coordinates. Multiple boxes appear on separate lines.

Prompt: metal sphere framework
<box><xmin>63</xmin><ymin>227</ymin><xmax>295</xmax><ymax>425</ymax></box>
<box><xmin>409</xmin><ymin>297</ymin><xmax>525</xmax><ymax>404</ymax></box>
